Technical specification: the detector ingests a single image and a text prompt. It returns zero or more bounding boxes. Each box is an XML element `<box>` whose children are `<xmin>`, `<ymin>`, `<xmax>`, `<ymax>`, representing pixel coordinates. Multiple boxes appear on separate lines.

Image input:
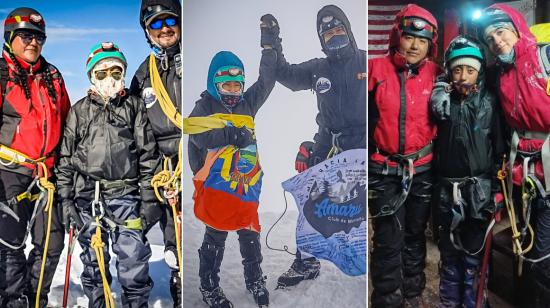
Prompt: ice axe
<box><xmin>62</xmin><ymin>226</ymin><xmax>77</xmax><ymax>308</ymax></box>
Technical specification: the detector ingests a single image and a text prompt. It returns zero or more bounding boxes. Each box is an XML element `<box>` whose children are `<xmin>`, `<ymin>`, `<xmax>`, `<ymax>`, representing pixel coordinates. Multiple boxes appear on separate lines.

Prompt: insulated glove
<box><xmin>295</xmin><ymin>141</ymin><xmax>314</xmax><ymax>173</ymax></box>
<box><xmin>139</xmin><ymin>187</ymin><xmax>163</xmax><ymax>233</ymax></box>
<box><xmin>226</xmin><ymin>126</ymin><xmax>254</xmax><ymax>148</ymax></box>
<box><xmin>431</xmin><ymin>81</ymin><xmax>451</xmax><ymax>121</ymax></box>
<box><xmin>260</xmin><ymin>14</ymin><xmax>281</xmax><ymax>51</ymax></box>
<box><xmin>62</xmin><ymin>200</ymin><xmax>84</xmax><ymax>233</ymax></box>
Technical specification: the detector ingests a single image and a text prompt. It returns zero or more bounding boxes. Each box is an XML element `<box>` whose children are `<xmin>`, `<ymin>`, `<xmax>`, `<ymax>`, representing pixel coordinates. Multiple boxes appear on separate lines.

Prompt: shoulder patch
<box><xmin>315</xmin><ymin>77</ymin><xmax>332</xmax><ymax>94</ymax></box>
<box><xmin>142</xmin><ymin>87</ymin><xmax>157</xmax><ymax>108</ymax></box>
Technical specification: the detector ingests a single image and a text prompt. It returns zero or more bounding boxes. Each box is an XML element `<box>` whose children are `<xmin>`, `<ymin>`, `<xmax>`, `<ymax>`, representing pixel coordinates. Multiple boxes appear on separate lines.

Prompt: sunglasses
<box><xmin>94</xmin><ymin>68</ymin><xmax>123</xmax><ymax>81</ymax></box>
<box><xmin>17</xmin><ymin>32</ymin><xmax>46</xmax><ymax>46</ymax></box>
<box><xmin>149</xmin><ymin>17</ymin><xmax>177</xmax><ymax>30</ymax></box>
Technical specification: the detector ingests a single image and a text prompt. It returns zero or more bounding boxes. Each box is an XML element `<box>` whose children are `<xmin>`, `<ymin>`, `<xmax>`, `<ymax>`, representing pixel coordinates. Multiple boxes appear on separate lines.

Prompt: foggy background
<box><xmin>181</xmin><ymin>0</ymin><xmax>366</xmax><ymax>213</ymax></box>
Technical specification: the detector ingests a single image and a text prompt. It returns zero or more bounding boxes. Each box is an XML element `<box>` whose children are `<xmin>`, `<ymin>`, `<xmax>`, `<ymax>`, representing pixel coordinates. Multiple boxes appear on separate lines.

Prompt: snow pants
<box><xmin>435</xmin><ymin>176</ymin><xmax>494</xmax><ymax>308</ymax></box>
<box><xmin>76</xmin><ymin>195</ymin><xmax>153</xmax><ymax>308</ymax></box>
<box><xmin>0</xmin><ymin>170</ymin><xmax>64</xmax><ymax>307</ymax></box>
<box><xmin>198</xmin><ymin>226</ymin><xmax>263</xmax><ymax>291</ymax></box>
<box><xmin>368</xmin><ymin>171</ymin><xmax>432</xmax><ymax>308</ymax></box>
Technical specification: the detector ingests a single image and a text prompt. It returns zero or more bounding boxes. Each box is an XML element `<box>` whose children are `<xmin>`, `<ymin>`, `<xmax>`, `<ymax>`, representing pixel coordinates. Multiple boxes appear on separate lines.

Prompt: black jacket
<box><xmin>188</xmin><ymin>49</ymin><xmax>277</xmax><ymax>175</ymax></box>
<box><xmin>430</xmin><ymin>78</ymin><xmax>506</xmax><ymax>178</ymax></box>
<box><xmin>274</xmin><ymin>5</ymin><xmax>366</xmax><ymax>150</ymax></box>
<box><xmin>55</xmin><ymin>91</ymin><xmax>160</xmax><ymax>208</ymax></box>
<box><xmin>130</xmin><ymin>46</ymin><xmax>182</xmax><ymax>157</ymax></box>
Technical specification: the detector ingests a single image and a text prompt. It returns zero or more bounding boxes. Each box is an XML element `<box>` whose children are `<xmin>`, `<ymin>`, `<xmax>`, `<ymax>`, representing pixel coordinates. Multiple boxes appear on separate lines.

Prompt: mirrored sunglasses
<box><xmin>149</xmin><ymin>17</ymin><xmax>177</xmax><ymax>30</ymax></box>
<box><xmin>17</xmin><ymin>32</ymin><xmax>46</xmax><ymax>46</ymax></box>
<box><xmin>94</xmin><ymin>69</ymin><xmax>123</xmax><ymax>81</ymax></box>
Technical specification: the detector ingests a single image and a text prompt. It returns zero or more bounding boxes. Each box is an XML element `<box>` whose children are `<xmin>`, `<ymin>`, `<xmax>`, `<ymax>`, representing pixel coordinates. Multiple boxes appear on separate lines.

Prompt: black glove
<box><xmin>226</xmin><ymin>126</ymin><xmax>254</xmax><ymax>148</ymax></box>
<box><xmin>62</xmin><ymin>200</ymin><xmax>84</xmax><ymax>233</ymax></box>
<box><xmin>139</xmin><ymin>199</ymin><xmax>162</xmax><ymax>233</ymax></box>
<box><xmin>260</xmin><ymin>14</ymin><xmax>281</xmax><ymax>51</ymax></box>
<box><xmin>295</xmin><ymin>141</ymin><xmax>314</xmax><ymax>173</ymax></box>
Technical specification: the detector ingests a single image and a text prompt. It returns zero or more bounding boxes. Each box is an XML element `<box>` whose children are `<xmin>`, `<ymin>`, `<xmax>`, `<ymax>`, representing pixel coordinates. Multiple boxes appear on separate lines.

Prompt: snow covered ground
<box><xmin>182</xmin><ymin>202</ymin><xmax>367</xmax><ymax>308</ymax></box>
<box><xmin>33</xmin><ymin>200</ymin><xmax>365</xmax><ymax>308</ymax></box>
<box><xmin>39</xmin><ymin>224</ymin><xmax>172</xmax><ymax>307</ymax></box>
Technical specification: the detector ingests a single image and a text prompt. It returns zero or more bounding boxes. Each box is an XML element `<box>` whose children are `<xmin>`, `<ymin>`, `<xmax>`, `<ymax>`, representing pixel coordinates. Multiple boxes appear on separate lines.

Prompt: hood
<box><xmin>487</xmin><ymin>4</ymin><xmax>537</xmax><ymax>59</ymax></box>
<box><xmin>316</xmin><ymin>5</ymin><xmax>357</xmax><ymax>59</ymax></box>
<box><xmin>139</xmin><ymin>0</ymin><xmax>181</xmax><ymax>52</ymax></box>
<box><xmin>206</xmin><ymin>51</ymin><xmax>245</xmax><ymax>102</ymax></box>
<box><xmin>389</xmin><ymin>4</ymin><xmax>438</xmax><ymax>58</ymax></box>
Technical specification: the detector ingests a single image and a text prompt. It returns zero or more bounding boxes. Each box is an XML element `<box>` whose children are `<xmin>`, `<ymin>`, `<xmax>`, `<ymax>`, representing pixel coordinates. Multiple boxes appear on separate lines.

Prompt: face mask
<box><xmin>220</xmin><ymin>94</ymin><xmax>241</xmax><ymax>109</ymax></box>
<box><xmin>497</xmin><ymin>48</ymin><xmax>515</xmax><ymax>64</ymax></box>
<box><xmin>92</xmin><ymin>76</ymin><xmax>125</xmax><ymax>101</ymax></box>
<box><xmin>325</xmin><ymin>34</ymin><xmax>349</xmax><ymax>50</ymax></box>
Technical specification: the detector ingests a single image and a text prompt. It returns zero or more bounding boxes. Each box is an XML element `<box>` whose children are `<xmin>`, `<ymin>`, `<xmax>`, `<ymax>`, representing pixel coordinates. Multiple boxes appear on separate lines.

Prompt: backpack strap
<box><xmin>538</xmin><ymin>44</ymin><xmax>550</xmax><ymax>78</ymax></box>
<box><xmin>538</xmin><ymin>44</ymin><xmax>550</xmax><ymax>95</ymax></box>
<box><xmin>0</xmin><ymin>58</ymin><xmax>8</xmax><ymax>102</ymax></box>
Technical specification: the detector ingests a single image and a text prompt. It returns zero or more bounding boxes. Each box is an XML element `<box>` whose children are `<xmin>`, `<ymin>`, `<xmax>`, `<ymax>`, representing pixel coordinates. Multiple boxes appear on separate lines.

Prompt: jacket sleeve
<box><xmin>55</xmin><ymin>107</ymin><xmax>78</xmax><ymax>203</ymax></box>
<box><xmin>243</xmin><ymin>48</ymin><xmax>278</xmax><ymax>115</ymax></box>
<box><xmin>274</xmin><ymin>44</ymin><xmax>317</xmax><ymax>92</ymax></box>
<box><xmin>133</xmin><ymin>98</ymin><xmax>161</xmax><ymax>206</ymax></box>
<box><xmin>188</xmin><ymin>100</ymin><xmax>233</xmax><ymax>150</ymax></box>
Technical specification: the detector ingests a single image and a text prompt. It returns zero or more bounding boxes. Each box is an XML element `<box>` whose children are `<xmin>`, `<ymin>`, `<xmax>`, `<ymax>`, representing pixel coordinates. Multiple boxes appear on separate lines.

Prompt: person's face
<box><xmin>10</xmin><ymin>31</ymin><xmax>45</xmax><ymax>64</ymax></box>
<box><xmin>148</xmin><ymin>14</ymin><xmax>180</xmax><ymax>49</ymax></box>
<box><xmin>485</xmin><ymin>28</ymin><xmax>518</xmax><ymax>56</ymax></box>
<box><xmin>322</xmin><ymin>25</ymin><xmax>347</xmax><ymax>43</ymax></box>
<box><xmin>451</xmin><ymin>65</ymin><xmax>479</xmax><ymax>95</ymax></box>
<box><xmin>221</xmin><ymin>81</ymin><xmax>242</xmax><ymax>94</ymax></box>
<box><xmin>398</xmin><ymin>34</ymin><xmax>429</xmax><ymax>65</ymax></box>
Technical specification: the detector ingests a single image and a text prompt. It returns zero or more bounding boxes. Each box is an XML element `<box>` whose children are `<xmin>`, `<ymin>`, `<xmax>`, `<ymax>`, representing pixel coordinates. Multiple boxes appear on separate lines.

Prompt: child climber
<box><xmin>55</xmin><ymin>42</ymin><xmax>160</xmax><ymax>307</ymax></box>
<box><xmin>186</xmin><ymin>46</ymin><xmax>276</xmax><ymax>308</ymax></box>
<box><xmin>430</xmin><ymin>35</ymin><xmax>505</xmax><ymax>308</ymax></box>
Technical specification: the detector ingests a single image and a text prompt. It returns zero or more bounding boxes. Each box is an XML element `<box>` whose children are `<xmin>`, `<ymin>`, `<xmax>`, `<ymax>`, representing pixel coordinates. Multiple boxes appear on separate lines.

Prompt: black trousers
<box><xmin>368</xmin><ymin>171</ymin><xmax>432</xmax><ymax>308</ymax></box>
<box><xmin>0</xmin><ymin>170</ymin><xmax>64</xmax><ymax>303</ymax></box>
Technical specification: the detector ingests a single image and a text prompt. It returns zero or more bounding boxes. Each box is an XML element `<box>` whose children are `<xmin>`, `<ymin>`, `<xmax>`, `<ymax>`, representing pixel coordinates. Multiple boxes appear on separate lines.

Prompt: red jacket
<box><xmin>368</xmin><ymin>4</ymin><xmax>441</xmax><ymax>172</ymax></box>
<box><xmin>0</xmin><ymin>50</ymin><xmax>70</xmax><ymax>176</ymax></box>
<box><xmin>492</xmin><ymin>4</ymin><xmax>550</xmax><ymax>133</ymax></box>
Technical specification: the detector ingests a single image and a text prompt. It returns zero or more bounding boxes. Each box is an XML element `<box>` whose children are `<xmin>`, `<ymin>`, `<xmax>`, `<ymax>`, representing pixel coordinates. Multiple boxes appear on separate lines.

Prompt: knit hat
<box><xmin>86</xmin><ymin>42</ymin><xmax>127</xmax><ymax>79</ymax></box>
<box><xmin>483</xmin><ymin>21</ymin><xmax>517</xmax><ymax>39</ymax></box>
<box><xmin>449</xmin><ymin>57</ymin><xmax>482</xmax><ymax>71</ymax></box>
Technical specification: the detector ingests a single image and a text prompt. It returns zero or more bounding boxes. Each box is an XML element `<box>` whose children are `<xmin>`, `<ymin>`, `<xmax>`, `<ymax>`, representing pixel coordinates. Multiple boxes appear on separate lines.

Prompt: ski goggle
<box><xmin>94</xmin><ymin>68</ymin><xmax>123</xmax><ymax>81</ymax></box>
<box><xmin>16</xmin><ymin>32</ymin><xmax>46</xmax><ymax>46</ymax></box>
<box><xmin>148</xmin><ymin>17</ymin><xmax>178</xmax><ymax>30</ymax></box>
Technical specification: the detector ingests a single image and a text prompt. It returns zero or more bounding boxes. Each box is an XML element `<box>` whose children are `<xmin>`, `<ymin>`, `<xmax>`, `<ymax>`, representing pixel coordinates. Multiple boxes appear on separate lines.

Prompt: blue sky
<box><xmin>1</xmin><ymin>1</ymin><xmax>156</xmax><ymax>103</ymax></box>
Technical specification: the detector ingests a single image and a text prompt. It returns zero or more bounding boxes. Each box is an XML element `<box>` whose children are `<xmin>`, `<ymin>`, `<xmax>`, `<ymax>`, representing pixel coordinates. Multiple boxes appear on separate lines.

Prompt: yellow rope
<box><xmin>91</xmin><ymin>216</ymin><xmax>115</xmax><ymax>308</ymax></box>
<box><xmin>498</xmin><ymin>160</ymin><xmax>534</xmax><ymax>267</ymax></box>
<box><xmin>149</xmin><ymin>53</ymin><xmax>183</xmax><ymax>276</ymax></box>
<box><xmin>149</xmin><ymin>53</ymin><xmax>181</xmax><ymax>129</ymax></box>
<box><xmin>35</xmin><ymin>162</ymin><xmax>55</xmax><ymax>308</ymax></box>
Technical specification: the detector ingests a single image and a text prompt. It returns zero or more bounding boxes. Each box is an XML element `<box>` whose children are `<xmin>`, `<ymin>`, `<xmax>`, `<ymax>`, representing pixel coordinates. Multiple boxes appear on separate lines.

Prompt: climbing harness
<box><xmin>0</xmin><ymin>143</ymin><xmax>55</xmax><ymax>308</ymax></box>
<box><xmin>90</xmin><ymin>181</ymin><xmax>115</xmax><ymax>308</ymax></box>
<box><xmin>149</xmin><ymin>52</ymin><xmax>183</xmax><ymax>276</ymax></box>
<box><xmin>443</xmin><ymin>176</ymin><xmax>496</xmax><ymax>256</ymax></box>
<box><xmin>369</xmin><ymin>143</ymin><xmax>433</xmax><ymax>218</ymax></box>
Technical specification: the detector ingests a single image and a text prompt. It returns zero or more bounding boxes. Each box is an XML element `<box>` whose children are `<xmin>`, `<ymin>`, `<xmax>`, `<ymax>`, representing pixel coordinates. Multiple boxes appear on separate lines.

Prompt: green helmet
<box><xmin>86</xmin><ymin>42</ymin><xmax>127</xmax><ymax>77</ymax></box>
<box><xmin>444</xmin><ymin>36</ymin><xmax>485</xmax><ymax>68</ymax></box>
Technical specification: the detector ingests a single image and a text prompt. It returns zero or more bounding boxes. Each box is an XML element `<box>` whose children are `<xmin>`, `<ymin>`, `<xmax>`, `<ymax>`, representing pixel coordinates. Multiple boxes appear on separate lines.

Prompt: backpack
<box><xmin>0</xmin><ymin>58</ymin><xmax>8</xmax><ymax>102</ymax></box>
<box><xmin>531</xmin><ymin>23</ymin><xmax>550</xmax><ymax>95</ymax></box>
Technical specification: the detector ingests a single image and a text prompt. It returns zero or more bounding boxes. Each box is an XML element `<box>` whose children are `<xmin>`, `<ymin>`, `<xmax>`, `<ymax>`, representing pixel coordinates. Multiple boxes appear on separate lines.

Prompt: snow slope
<box><xmin>182</xmin><ymin>202</ymin><xmax>367</xmax><ymax>308</ymax></box>
<box><xmin>42</xmin><ymin>224</ymin><xmax>172</xmax><ymax>307</ymax></box>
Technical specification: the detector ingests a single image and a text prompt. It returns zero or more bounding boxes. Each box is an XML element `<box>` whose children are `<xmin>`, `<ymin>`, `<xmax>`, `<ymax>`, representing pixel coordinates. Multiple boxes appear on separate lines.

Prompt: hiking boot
<box><xmin>200</xmin><ymin>286</ymin><xmax>233</xmax><ymax>308</ymax></box>
<box><xmin>403</xmin><ymin>295</ymin><xmax>428</xmax><ymax>308</ymax></box>
<box><xmin>247</xmin><ymin>277</ymin><xmax>269</xmax><ymax>307</ymax></box>
<box><xmin>277</xmin><ymin>257</ymin><xmax>320</xmax><ymax>288</ymax></box>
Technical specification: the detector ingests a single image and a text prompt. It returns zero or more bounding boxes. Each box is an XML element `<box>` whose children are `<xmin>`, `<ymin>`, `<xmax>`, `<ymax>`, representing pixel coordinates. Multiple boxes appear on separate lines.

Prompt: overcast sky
<box><xmin>181</xmin><ymin>0</ymin><xmax>366</xmax><ymax>213</ymax></box>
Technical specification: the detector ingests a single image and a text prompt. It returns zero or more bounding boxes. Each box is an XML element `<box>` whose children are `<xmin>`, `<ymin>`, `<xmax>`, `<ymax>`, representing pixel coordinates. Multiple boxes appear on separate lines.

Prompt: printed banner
<box><xmin>282</xmin><ymin>149</ymin><xmax>366</xmax><ymax>276</ymax></box>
